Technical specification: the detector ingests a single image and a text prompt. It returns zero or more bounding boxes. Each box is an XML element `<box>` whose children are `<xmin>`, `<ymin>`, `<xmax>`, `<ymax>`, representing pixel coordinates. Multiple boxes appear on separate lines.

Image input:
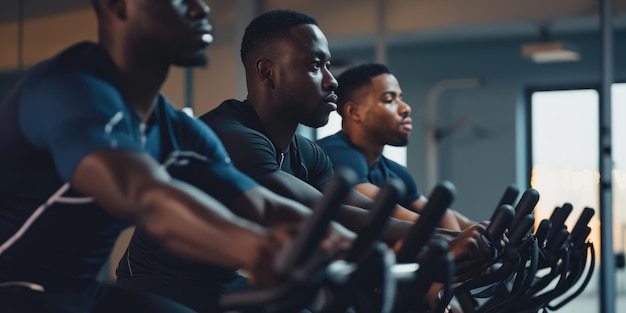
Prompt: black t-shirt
<box><xmin>199</xmin><ymin>99</ymin><xmax>334</xmax><ymax>191</ymax></box>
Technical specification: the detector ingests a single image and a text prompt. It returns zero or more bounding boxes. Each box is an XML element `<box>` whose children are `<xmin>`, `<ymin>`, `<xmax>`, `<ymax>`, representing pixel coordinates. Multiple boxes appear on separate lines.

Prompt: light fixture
<box><xmin>521</xmin><ymin>26</ymin><xmax>580</xmax><ymax>63</ymax></box>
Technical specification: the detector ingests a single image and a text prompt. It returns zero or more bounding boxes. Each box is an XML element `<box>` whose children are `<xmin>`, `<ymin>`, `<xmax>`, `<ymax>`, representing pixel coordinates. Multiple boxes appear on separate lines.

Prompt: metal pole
<box><xmin>183</xmin><ymin>68</ymin><xmax>194</xmax><ymax>116</ymax></box>
<box><xmin>599</xmin><ymin>0</ymin><xmax>615</xmax><ymax>311</ymax></box>
<box><xmin>17</xmin><ymin>0</ymin><xmax>24</xmax><ymax>72</ymax></box>
<box><xmin>375</xmin><ymin>0</ymin><xmax>387</xmax><ymax>64</ymax></box>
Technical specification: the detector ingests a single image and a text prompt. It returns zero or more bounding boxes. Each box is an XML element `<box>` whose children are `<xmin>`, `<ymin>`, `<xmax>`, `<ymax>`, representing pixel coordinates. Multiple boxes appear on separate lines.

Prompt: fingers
<box><xmin>448</xmin><ymin>221</ymin><xmax>491</xmax><ymax>261</ymax></box>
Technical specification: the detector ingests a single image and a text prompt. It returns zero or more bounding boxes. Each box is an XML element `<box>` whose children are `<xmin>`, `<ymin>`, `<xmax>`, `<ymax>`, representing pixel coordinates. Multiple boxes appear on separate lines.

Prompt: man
<box><xmin>199</xmin><ymin>10</ymin><xmax>487</xmax><ymax>255</ymax></box>
<box><xmin>0</xmin><ymin>1</ymin><xmax>351</xmax><ymax>312</ymax></box>
<box><xmin>317</xmin><ymin>63</ymin><xmax>477</xmax><ymax>231</ymax></box>
<box><xmin>318</xmin><ymin>62</ymin><xmax>486</xmax><ymax>313</ymax></box>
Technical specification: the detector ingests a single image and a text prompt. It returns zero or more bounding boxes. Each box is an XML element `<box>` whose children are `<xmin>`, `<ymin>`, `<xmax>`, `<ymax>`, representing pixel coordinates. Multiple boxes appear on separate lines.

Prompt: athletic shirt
<box><xmin>316</xmin><ymin>131</ymin><xmax>421</xmax><ymax>208</ymax></box>
<box><xmin>0</xmin><ymin>42</ymin><xmax>257</xmax><ymax>290</ymax></box>
<box><xmin>199</xmin><ymin>99</ymin><xmax>334</xmax><ymax>191</ymax></box>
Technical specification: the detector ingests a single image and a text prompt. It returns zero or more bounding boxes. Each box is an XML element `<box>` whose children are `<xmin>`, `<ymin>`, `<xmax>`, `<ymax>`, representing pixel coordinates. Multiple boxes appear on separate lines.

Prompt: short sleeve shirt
<box><xmin>0</xmin><ymin>42</ymin><xmax>257</xmax><ymax>289</ymax></box>
<box><xmin>199</xmin><ymin>99</ymin><xmax>334</xmax><ymax>191</ymax></box>
<box><xmin>317</xmin><ymin>131</ymin><xmax>421</xmax><ymax>208</ymax></box>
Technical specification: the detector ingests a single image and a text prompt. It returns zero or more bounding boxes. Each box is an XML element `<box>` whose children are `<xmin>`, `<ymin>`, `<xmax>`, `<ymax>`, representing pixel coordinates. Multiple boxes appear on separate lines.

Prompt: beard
<box><xmin>301</xmin><ymin>114</ymin><xmax>330</xmax><ymax>128</ymax></box>
<box><xmin>388</xmin><ymin>136</ymin><xmax>409</xmax><ymax>147</ymax></box>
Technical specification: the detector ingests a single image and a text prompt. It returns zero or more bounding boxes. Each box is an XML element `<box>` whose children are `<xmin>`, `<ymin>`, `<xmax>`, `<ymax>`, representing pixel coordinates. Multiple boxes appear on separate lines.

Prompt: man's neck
<box><xmin>342</xmin><ymin>128</ymin><xmax>384</xmax><ymax>166</ymax></box>
<box><xmin>248</xmin><ymin>98</ymin><xmax>297</xmax><ymax>152</ymax></box>
<box><xmin>102</xmin><ymin>42</ymin><xmax>169</xmax><ymax>122</ymax></box>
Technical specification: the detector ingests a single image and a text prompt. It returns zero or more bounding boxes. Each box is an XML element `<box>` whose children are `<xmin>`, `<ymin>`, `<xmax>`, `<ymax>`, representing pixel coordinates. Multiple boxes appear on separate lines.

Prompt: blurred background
<box><xmin>2</xmin><ymin>0</ymin><xmax>626</xmax><ymax>311</ymax></box>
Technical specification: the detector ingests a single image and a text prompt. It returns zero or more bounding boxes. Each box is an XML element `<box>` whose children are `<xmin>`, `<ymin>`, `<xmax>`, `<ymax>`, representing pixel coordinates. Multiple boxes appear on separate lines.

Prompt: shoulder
<box><xmin>199</xmin><ymin>99</ymin><xmax>250</xmax><ymax>129</ymax></box>
<box><xmin>316</xmin><ymin>132</ymin><xmax>341</xmax><ymax>147</ymax></box>
<box><xmin>20</xmin><ymin>42</ymin><xmax>120</xmax><ymax>107</ymax></box>
<box><xmin>317</xmin><ymin>132</ymin><xmax>363</xmax><ymax>159</ymax></box>
<box><xmin>199</xmin><ymin>100</ymin><xmax>272</xmax><ymax>147</ymax></box>
<box><xmin>26</xmin><ymin>42</ymin><xmax>114</xmax><ymax>86</ymax></box>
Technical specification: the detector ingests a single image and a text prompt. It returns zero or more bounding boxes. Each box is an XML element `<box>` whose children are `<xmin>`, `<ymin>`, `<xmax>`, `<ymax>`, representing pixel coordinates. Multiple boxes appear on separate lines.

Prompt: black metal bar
<box><xmin>184</xmin><ymin>68</ymin><xmax>193</xmax><ymax>110</ymax></box>
<box><xmin>599</xmin><ymin>0</ymin><xmax>615</xmax><ymax>312</ymax></box>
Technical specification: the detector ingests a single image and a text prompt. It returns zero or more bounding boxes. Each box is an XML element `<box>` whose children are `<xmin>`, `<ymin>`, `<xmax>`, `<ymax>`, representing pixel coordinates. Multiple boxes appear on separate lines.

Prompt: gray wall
<box><xmin>331</xmin><ymin>31</ymin><xmax>626</xmax><ymax>220</ymax></box>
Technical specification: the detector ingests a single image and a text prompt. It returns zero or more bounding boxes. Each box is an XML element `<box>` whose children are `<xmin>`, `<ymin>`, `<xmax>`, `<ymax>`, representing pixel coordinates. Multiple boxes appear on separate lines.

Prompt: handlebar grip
<box><xmin>346</xmin><ymin>179</ymin><xmax>406</xmax><ymax>263</ymax></box>
<box><xmin>510</xmin><ymin>189</ymin><xmax>539</xmax><ymax>228</ymax></box>
<box><xmin>571</xmin><ymin>208</ymin><xmax>595</xmax><ymax>245</ymax></box>
<box><xmin>485</xmin><ymin>204</ymin><xmax>515</xmax><ymax>245</ymax></box>
<box><xmin>535</xmin><ymin>219</ymin><xmax>552</xmax><ymax>245</ymax></box>
<box><xmin>546</xmin><ymin>204</ymin><xmax>573</xmax><ymax>242</ymax></box>
<box><xmin>396</xmin><ymin>181</ymin><xmax>456</xmax><ymax>263</ymax></box>
<box><xmin>509</xmin><ymin>214</ymin><xmax>535</xmax><ymax>246</ymax></box>
<box><xmin>274</xmin><ymin>167</ymin><xmax>356</xmax><ymax>276</ymax></box>
<box><xmin>496</xmin><ymin>184</ymin><xmax>520</xmax><ymax>208</ymax></box>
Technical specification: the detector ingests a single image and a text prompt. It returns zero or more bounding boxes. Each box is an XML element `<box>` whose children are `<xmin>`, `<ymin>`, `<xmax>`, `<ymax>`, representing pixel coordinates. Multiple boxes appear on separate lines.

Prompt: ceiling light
<box><xmin>522</xmin><ymin>41</ymin><xmax>580</xmax><ymax>63</ymax></box>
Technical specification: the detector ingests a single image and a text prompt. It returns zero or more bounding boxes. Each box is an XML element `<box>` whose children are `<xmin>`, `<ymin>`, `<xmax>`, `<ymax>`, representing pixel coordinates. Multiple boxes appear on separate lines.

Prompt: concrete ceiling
<box><xmin>2</xmin><ymin>0</ymin><xmax>626</xmax><ymax>46</ymax></box>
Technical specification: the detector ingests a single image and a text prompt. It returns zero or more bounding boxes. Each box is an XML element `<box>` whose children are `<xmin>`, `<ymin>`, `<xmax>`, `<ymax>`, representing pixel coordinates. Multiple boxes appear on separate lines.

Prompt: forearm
<box><xmin>229</xmin><ymin>186</ymin><xmax>312</xmax><ymax>227</ymax></box>
<box><xmin>450</xmin><ymin>209</ymin><xmax>476</xmax><ymax>230</ymax></box>
<box><xmin>139</xmin><ymin>180</ymin><xmax>270</xmax><ymax>270</ymax></box>
<box><xmin>73</xmin><ymin>150</ymin><xmax>269</xmax><ymax>271</ymax></box>
<box><xmin>346</xmin><ymin>188</ymin><xmax>419</xmax><ymax>222</ymax></box>
<box><xmin>335</xmin><ymin>204</ymin><xmax>413</xmax><ymax>246</ymax></box>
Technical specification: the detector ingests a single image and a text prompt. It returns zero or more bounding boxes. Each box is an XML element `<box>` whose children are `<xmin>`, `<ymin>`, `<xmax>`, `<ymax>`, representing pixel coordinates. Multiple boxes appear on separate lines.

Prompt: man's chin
<box><xmin>302</xmin><ymin>117</ymin><xmax>330</xmax><ymax>129</ymax></box>
<box><xmin>388</xmin><ymin>138</ymin><xmax>409</xmax><ymax>147</ymax></box>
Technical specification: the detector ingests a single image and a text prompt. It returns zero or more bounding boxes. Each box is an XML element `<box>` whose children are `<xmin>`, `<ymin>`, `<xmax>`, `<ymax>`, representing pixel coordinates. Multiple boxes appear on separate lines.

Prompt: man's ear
<box><xmin>344</xmin><ymin>101</ymin><xmax>362</xmax><ymax>121</ymax></box>
<box><xmin>255</xmin><ymin>58</ymin><xmax>275</xmax><ymax>88</ymax></box>
<box><xmin>100</xmin><ymin>0</ymin><xmax>127</xmax><ymax>20</ymax></box>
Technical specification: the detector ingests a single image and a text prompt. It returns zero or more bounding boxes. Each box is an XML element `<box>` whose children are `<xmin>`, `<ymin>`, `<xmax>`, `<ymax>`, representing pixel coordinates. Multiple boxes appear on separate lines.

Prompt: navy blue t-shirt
<box><xmin>0</xmin><ymin>42</ymin><xmax>257</xmax><ymax>290</ymax></box>
<box><xmin>317</xmin><ymin>131</ymin><xmax>421</xmax><ymax>208</ymax></box>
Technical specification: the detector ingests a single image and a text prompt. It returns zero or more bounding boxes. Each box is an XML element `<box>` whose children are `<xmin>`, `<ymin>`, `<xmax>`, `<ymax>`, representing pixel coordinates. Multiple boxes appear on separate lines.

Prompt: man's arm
<box><xmin>349</xmin><ymin>183</ymin><xmax>419</xmax><ymax>222</ymax></box>
<box><xmin>254</xmin><ymin>170</ymin><xmax>413</xmax><ymax>246</ymax></box>
<box><xmin>255</xmin><ymin>170</ymin><xmax>420</xmax><ymax>222</ymax></box>
<box><xmin>248</xmin><ymin>169</ymin><xmax>487</xmax><ymax>261</ymax></box>
<box><xmin>356</xmin><ymin>182</ymin><xmax>477</xmax><ymax>231</ymax></box>
<box><xmin>73</xmin><ymin>149</ymin><xmax>281</xmax><ymax>278</ymax></box>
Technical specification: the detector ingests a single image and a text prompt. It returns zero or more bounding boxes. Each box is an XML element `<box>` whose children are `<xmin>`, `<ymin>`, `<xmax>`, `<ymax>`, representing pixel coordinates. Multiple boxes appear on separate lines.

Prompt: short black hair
<box><xmin>335</xmin><ymin>63</ymin><xmax>391</xmax><ymax>117</ymax></box>
<box><xmin>240</xmin><ymin>9</ymin><xmax>318</xmax><ymax>63</ymax></box>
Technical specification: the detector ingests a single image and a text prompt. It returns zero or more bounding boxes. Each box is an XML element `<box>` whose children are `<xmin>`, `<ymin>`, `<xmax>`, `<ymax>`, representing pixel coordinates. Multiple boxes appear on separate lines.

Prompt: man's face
<box><xmin>127</xmin><ymin>0</ymin><xmax>213</xmax><ymax>67</ymax></box>
<box><xmin>273</xmin><ymin>24</ymin><xmax>338</xmax><ymax>128</ymax></box>
<box><xmin>356</xmin><ymin>73</ymin><xmax>412</xmax><ymax>146</ymax></box>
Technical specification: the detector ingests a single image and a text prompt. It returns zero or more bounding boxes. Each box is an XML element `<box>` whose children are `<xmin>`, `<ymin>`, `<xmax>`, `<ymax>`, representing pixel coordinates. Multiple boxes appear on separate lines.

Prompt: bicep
<box><xmin>20</xmin><ymin>74</ymin><xmax>140</xmax><ymax>181</ymax></box>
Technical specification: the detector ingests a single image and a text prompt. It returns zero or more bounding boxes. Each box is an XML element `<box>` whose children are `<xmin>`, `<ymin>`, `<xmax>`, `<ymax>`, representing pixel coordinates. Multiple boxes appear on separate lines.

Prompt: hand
<box><xmin>247</xmin><ymin>222</ymin><xmax>355</xmax><ymax>286</ymax></box>
<box><xmin>321</xmin><ymin>222</ymin><xmax>355</xmax><ymax>257</ymax></box>
<box><xmin>447</xmin><ymin>221</ymin><xmax>491</xmax><ymax>261</ymax></box>
<box><xmin>247</xmin><ymin>223</ymin><xmax>300</xmax><ymax>287</ymax></box>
